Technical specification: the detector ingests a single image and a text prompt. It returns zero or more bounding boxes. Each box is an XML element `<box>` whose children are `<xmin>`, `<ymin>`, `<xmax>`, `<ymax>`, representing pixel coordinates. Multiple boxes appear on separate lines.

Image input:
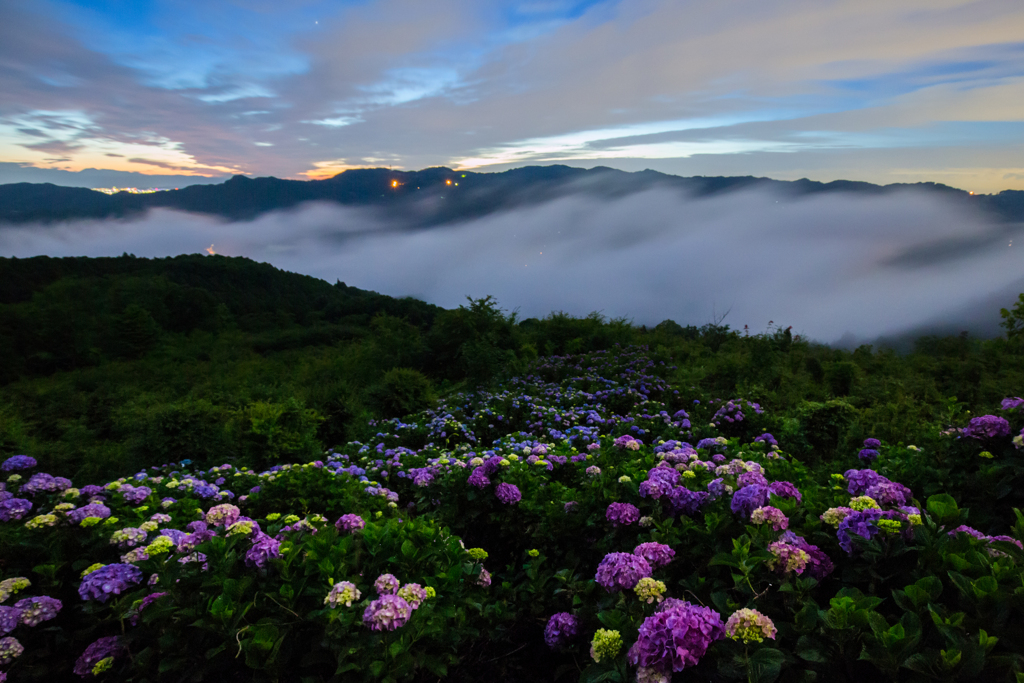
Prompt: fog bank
<box><xmin>2</xmin><ymin>186</ymin><xmax>1022</xmax><ymax>343</ymax></box>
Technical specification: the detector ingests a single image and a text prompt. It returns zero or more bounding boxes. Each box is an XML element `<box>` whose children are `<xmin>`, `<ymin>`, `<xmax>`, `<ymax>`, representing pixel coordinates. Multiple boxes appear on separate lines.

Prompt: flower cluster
<box><xmin>544</xmin><ymin>612</ymin><xmax>579</xmax><ymax>649</ymax></box>
<box><xmin>634</xmin><ymin>577</ymin><xmax>667</xmax><ymax>604</ymax></box>
<box><xmin>13</xmin><ymin>596</ymin><xmax>62</xmax><ymax>626</ymax></box>
<box><xmin>73</xmin><ymin>636</ymin><xmax>125</xmax><ymax>677</ymax></box>
<box><xmin>750</xmin><ymin>506</ymin><xmax>788</xmax><ymax>531</ymax></box>
<box><xmin>78</xmin><ymin>563</ymin><xmax>142</xmax><ymax>602</ymax></box>
<box><xmin>1</xmin><ymin>456</ymin><xmax>36</xmax><ymax>472</ymax></box>
<box><xmin>324</xmin><ymin>581</ymin><xmax>361</xmax><ymax>608</ymax></box>
<box><xmin>590</xmin><ymin>629</ymin><xmax>622</xmax><ymax>662</ymax></box>
<box><xmin>334</xmin><ymin>513</ymin><xmax>365</xmax><ymax>533</ymax></box>
<box><xmin>963</xmin><ymin>415</ymin><xmax>1011</xmax><ymax>440</ymax></box>
<box><xmin>495</xmin><ymin>482</ymin><xmax>521</xmax><ymax>505</ymax></box>
<box><xmin>725</xmin><ymin>608</ymin><xmax>777</xmax><ymax>644</ymax></box>
<box><xmin>633</xmin><ymin>542</ymin><xmax>675</xmax><ymax>569</ymax></box>
<box><xmin>627</xmin><ymin>601</ymin><xmax>724</xmax><ymax>674</ymax></box>
<box><xmin>595</xmin><ymin>552</ymin><xmax>652</xmax><ymax>592</ymax></box>
<box><xmin>606</xmin><ymin>502</ymin><xmax>640</xmax><ymax>526</ymax></box>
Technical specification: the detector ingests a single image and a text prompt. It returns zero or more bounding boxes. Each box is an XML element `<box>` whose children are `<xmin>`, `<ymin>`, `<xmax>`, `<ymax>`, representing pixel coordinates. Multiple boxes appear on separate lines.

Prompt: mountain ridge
<box><xmin>2</xmin><ymin>165</ymin><xmax>1022</xmax><ymax>226</ymax></box>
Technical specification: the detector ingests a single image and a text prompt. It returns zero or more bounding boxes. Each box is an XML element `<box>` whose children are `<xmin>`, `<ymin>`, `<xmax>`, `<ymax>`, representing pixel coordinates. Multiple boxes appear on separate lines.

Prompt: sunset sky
<box><xmin>3</xmin><ymin>0</ymin><xmax>1024</xmax><ymax>191</ymax></box>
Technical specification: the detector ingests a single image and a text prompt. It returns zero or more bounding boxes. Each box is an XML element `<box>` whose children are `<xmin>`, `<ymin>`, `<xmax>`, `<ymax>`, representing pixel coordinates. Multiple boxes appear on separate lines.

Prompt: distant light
<box><xmin>969</xmin><ymin>191</ymin><xmax>975</xmax><ymax>195</ymax></box>
<box><xmin>446</xmin><ymin>179</ymin><xmax>452</xmax><ymax>185</ymax></box>
<box><xmin>391</xmin><ymin>180</ymin><xmax>399</xmax><ymax>187</ymax></box>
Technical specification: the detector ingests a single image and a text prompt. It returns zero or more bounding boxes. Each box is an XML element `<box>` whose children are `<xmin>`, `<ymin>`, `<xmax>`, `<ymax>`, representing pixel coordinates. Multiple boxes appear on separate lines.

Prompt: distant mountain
<box><xmin>1</xmin><ymin>165</ymin><xmax>1023</xmax><ymax>225</ymax></box>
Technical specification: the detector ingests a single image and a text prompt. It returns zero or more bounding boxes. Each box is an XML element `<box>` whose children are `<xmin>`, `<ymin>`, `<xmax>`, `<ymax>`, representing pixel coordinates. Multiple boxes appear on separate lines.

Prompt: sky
<box><xmin>2</xmin><ymin>0</ymin><xmax>1024</xmax><ymax>191</ymax></box>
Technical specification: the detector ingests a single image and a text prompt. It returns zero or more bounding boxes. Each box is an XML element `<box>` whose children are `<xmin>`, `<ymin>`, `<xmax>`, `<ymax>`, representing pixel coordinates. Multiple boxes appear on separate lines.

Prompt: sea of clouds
<box><xmin>2</xmin><ymin>185</ymin><xmax>1022</xmax><ymax>344</ymax></box>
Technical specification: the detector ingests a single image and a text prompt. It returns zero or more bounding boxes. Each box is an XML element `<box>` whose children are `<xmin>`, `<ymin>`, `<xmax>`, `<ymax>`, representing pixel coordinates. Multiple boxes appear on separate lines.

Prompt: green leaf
<box><xmin>749</xmin><ymin>647</ymin><xmax>785</xmax><ymax>683</ymax></box>
<box><xmin>401</xmin><ymin>539</ymin><xmax>416</xmax><ymax>558</ymax></box>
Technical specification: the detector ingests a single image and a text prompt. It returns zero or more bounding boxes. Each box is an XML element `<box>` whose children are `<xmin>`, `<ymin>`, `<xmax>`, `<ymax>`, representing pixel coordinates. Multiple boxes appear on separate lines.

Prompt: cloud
<box><xmin>2</xmin><ymin>185</ymin><xmax>1021</xmax><ymax>343</ymax></box>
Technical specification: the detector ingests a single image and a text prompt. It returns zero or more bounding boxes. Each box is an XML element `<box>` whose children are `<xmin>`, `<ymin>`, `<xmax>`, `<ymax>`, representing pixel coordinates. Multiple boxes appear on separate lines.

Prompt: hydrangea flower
<box><xmin>0</xmin><ymin>607</ymin><xmax>21</xmax><ymax>636</ymax></box>
<box><xmin>0</xmin><ymin>636</ymin><xmax>23</xmax><ymax>666</ymax></box>
<box><xmin>13</xmin><ymin>596</ymin><xmax>61</xmax><ymax>626</ymax></box>
<box><xmin>634</xmin><ymin>577</ymin><xmax>667</xmax><ymax>604</ymax></box>
<box><xmin>750</xmin><ymin>506</ymin><xmax>788</xmax><ymax>531</ymax></box>
<box><xmin>768</xmin><ymin>480</ymin><xmax>802</xmax><ymax>503</ymax></box>
<box><xmin>590</xmin><ymin>629</ymin><xmax>622</xmax><ymax>662</ymax></box>
<box><xmin>78</xmin><ymin>564</ymin><xmax>142</xmax><ymax>602</ymax></box>
<box><xmin>495</xmin><ymin>482</ymin><xmax>521</xmax><ymax>505</ymax></box>
<box><xmin>130</xmin><ymin>592</ymin><xmax>167</xmax><ymax>625</ymax></box>
<box><xmin>73</xmin><ymin>636</ymin><xmax>124</xmax><ymax>677</ymax></box>
<box><xmin>837</xmin><ymin>509</ymin><xmax>906</xmax><ymax>554</ymax></box>
<box><xmin>20</xmin><ymin>473</ymin><xmax>59</xmax><ymax>495</ymax></box>
<box><xmin>767</xmin><ymin>540</ymin><xmax>809</xmax><ymax>575</ymax></box>
<box><xmin>595</xmin><ymin>552</ymin><xmax>652</xmax><ymax>592</ymax></box>
<box><xmin>245</xmin><ymin>533</ymin><xmax>281</xmax><ymax>568</ymax></box>
<box><xmin>1</xmin><ymin>456</ymin><xmax>36</xmax><ymax>472</ymax></box>
<box><xmin>374</xmin><ymin>574</ymin><xmax>400</xmax><ymax>595</ymax></box>
<box><xmin>67</xmin><ymin>503</ymin><xmax>111</xmax><ymax>525</ymax></box>
<box><xmin>0</xmin><ymin>578</ymin><xmax>30</xmax><ymax>604</ymax></box>
<box><xmin>849</xmin><ymin>496</ymin><xmax>880</xmax><ymax>511</ymax></box>
<box><xmin>397</xmin><ymin>583</ymin><xmax>428</xmax><ymax>609</ymax></box>
<box><xmin>865</xmin><ymin>480</ymin><xmax>912</xmax><ymax>507</ymax></box>
<box><xmin>737</xmin><ymin>470</ymin><xmax>768</xmax><ymax>488</ymax></box>
<box><xmin>730</xmin><ymin>484</ymin><xmax>769</xmax><ymax>518</ymax></box>
<box><xmin>963</xmin><ymin>415</ymin><xmax>1011</xmax><ymax>440</ymax></box>
<box><xmin>325</xmin><ymin>581</ymin><xmax>361</xmax><ymax>608</ymax></box>
<box><xmin>363</xmin><ymin>594</ymin><xmax>412</xmax><ymax>631</ymax></box>
<box><xmin>778</xmin><ymin>532</ymin><xmax>834</xmax><ymax>579</ymax></box>
<box><xmin>121</xmin><ymin>486</ymin><xmax>152</xmax><ymax>505</ymax></box>
<box><xmin>633</xmin><ymin>542</ymin><xmax>675</xmax><ymax>569</ymax></box>
<box><xmin>335</xmin><ymin>513</ymin><xmax>365</xmax><ymax>534</ymax></box>
<box><xmin>857</xmin><ymin>448</ymin><xmax>879</xmax><ymax>462</ymax></box>
<box><xmin>467</xmin><ymin>467</ymin><xmax>491</xmax><ymax>488</ymax></box>
<box><xmin>0</xmin><ymin>498</ymin><xmax>32</xmax><ymax>522</ymax></box>
<box><xmin>586</xmin><ymin>465</ymin><xmax>602</xmax><ymax>477</ymax></box>
<box><xmin>205</xmin><ymin>504</ymin><xmax>240</xmax><ymax>528</ymax></box>
<box><xmin>477</xmin><ymin>567</ymin><xmax>492</xmax><ymax>587</ymax></box>
<box><xmin>863</xmin><ymin>438</ymin><xmax>882</xmax><ymax>448</ymax></box>
<box><xmin>544</xmin><ymin>612</ymin><xmax>579</xmax><ymax>649</ymax></box>
<box><xmin>820</xmin><ymin>507</ymin><xmax>854</xmax><ymax>527</ymax></box>
<box><xmin>109</xmin><ymin>527</ymin><xmax>148</xmax><ymax>549</ymax></box>
<box><xmin>844</xmin><ymin>469</ymin><xmax>885</xmax><ymax>496</ymax></box>
<box><xmin>606</xmin><ymin>502</ymin><xmax>640</xmax><ymax>526</ymax></box>
<box><xmin>725</xmin><ymin>608</ymin><xmax>777</xmax><ymax>644</ymax></box>
<box><xmin>627</xmin><ymin>601</ymin><xmax>724</xmax><ymax>674</ymax></box>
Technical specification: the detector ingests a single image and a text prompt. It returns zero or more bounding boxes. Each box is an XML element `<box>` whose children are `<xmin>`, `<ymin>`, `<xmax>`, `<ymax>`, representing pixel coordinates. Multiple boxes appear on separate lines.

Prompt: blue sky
<box><xmin>2</xmin><ymin>0</ymin><xmax>1024</xmax><ymax>191</ymax></box>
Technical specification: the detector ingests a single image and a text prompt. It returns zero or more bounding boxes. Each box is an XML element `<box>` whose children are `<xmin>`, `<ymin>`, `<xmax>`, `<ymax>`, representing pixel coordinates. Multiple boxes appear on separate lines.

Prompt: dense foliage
<box><xmin>2</xmin><ymin>343</ymin><xmax>1024</xmax><ymax>681</ymax></box>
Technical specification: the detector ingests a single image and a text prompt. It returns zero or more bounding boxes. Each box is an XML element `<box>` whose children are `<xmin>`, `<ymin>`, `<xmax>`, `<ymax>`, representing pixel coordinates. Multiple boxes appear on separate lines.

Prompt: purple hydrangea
<box><xmin>949</xmin><ymin>525</ymin><xmax>986</xmax><ymax>540</ymax></box>
<box><xmin>335</xmin><ymin>514</ymin><xmax>365</xmax><ymax>534</ymax></box>
<box><xmin>121</xmin><ymin>486</ymin><xmax>152</xmax><ymax>505</ymax></box>
<box><xmin>1</xmin><ymin>456</ymin><xmax>36</xmax><ymax>472</ymax></box>
<box><xmin>158</xmin><ymin>528</ymin><xmax>188</xmax><ymax>545</ymax></box>
<box><xmin>14</xmin><ymin>596</ymin><xmax>62</xmax><ymax>626</ymax></box>
<box><xmin>634</xmin><ymin>542</ymin><xmax>676</xmax><ymax>569</ymax></box>
<box><xmin>0</xmin><ymin>607</ymin><xmax>20</xmax><ymax>636</ymax></box>
<box><xmin>78</xmin><ymin>563</ymin><xmax>142</xmax><ymax>602</ymax></box>
<box><xmin>245</xmin><ymin>533</ymin><xmax>281</xmax><ymax>568</ymax></box>
<box><xmin>754</xmin><ymin>433</ymin><xmax>778</xmax><ymax>448</ymax></box>
<box><xmin>857</xmin><ymin>449</ymin><xmax>879</xmax><ymax>462</ymax></box>
<box><xmin>779</xmin><ymin>532</ymin><xmax>834</xmax><ymax>579</ymax></box>
<box><xmin>639</xmin><ymin>478</ymin><xmax>672</xmax><ymax>499</ymax></box>
<box><xmin>0</xmin><ymin>498</ymin><xmax>32</xmax><ymax>522</ymax></box>
<box><xmin>844</xmin><ymin>469</ymin><xmax>885</xmax><ymax>496</ymax></box>
<box><xmin>362</xmin><ymin>594</ymin><xmax>412</xmax><ymax>631</ymax></box>
<box><xmin>20</xmin><ymin>473</ymin><xmax>58</xmax><ymax>495</ymax></box>
<box><xmin>1001</xmin><ymin>397</ymin><xmax>1024</xmax><ymax>411</ymax></box>
<box><xmin>730</xmin><ymin>484</ymin><xmax>769</xmax><ymax>518</ymax></box>
<box><xmin>865</xmin><ymin>480</ymin><xmax>913</xmax><ymax>507</ymax></box>
<box><xmin>768</xmin><ymin>481</ymin><xmax>802</xmax><ymax>503</ymax></box>
<box><xmin>737</xmin><ymin>470</ymin><xmax>768</xmax><ymax>488</ymax></box>
<box><xmin>544</xmin><ymin>612</ymin><xmax>579</xmax><ymax>649</ymax></box>
<box><xmin>863</xmin><ymin>438</ymin><xmax>882</xmax><ymax>448</ymax></box>
<box><xmin>595</xmin><ymin>552</ymin><xmax>652</xmax><ymax>592</ymax></box>
<box><xmin>374</xmin><ymin>574</ymin><xmax>400</xmax><ymax>595</ymax></box>
<box><xmin>836</xmin><ymin>509</ymin><xmax>906</xmax><ymax>554</ymax></box>
<box><xmin>963</xmin><ymin>415</ymin><xmax>1011</xmax><ymax>440</ymax></box>
<box><xmin>73</xmin><ymin>636</ymin><xmax>125</xmax><ymax>677</ymax></box>
<box><xmin>606</xmin><ymin>502</ymin><xmax>640</xmax><ymax>526</ymax></box>
<box><xmin>67</xmin><ymin>503</ymin><xmax>111</xmax><ymax>524</ymax></box>
<box><xmin>706</xmin><ymin>478</ymin><xmax>725</xmax><ymax>499</ymax></box>
<box><xmin>627</xmin><ymin>601</ymin><xmax>725</xmax><ymax>674</ymax></box>
<box><xmin>696</xmin><ymin>438</ymin><xmax>721</xmax><ymax>450</ymax></box>
<box><xmin>495</xmin><ymin>482</ymin><xmax>521</xmax><ymax>505</ymax></box>
<box><xmin>666</xmin><ymin>486</ymin><xmax>710</xmax><ymax>517</ymax></box>
<box><xmin>647</xmin><ymin>466</ymin><xmax>680</xmax><ymax>487</ymax></box>
<box><xmin>80</xmin><ymin>485</ymin><xmax>104</xmax><ymax>497</ymax></box>
<box><xmin>468</xmin><ymin>467</ymin><xmax>491</xmax><ymax>489</ymax></box>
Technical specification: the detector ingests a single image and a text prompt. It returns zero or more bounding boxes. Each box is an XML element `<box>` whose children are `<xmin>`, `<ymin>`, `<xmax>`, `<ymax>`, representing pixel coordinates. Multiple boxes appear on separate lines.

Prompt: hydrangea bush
<box><xmin>0</xmin><ymin>346</ymin><xmax>1023</xmax><ymax>682</ymax></box>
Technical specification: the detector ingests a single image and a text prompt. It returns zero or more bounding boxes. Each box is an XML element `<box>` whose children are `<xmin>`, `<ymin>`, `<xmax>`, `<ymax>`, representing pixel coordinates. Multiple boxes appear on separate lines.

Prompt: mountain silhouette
<box><xmin>1</xmin><ymin>165</ymin><xmax>1022</xmax><ymax>225</ymax></box>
